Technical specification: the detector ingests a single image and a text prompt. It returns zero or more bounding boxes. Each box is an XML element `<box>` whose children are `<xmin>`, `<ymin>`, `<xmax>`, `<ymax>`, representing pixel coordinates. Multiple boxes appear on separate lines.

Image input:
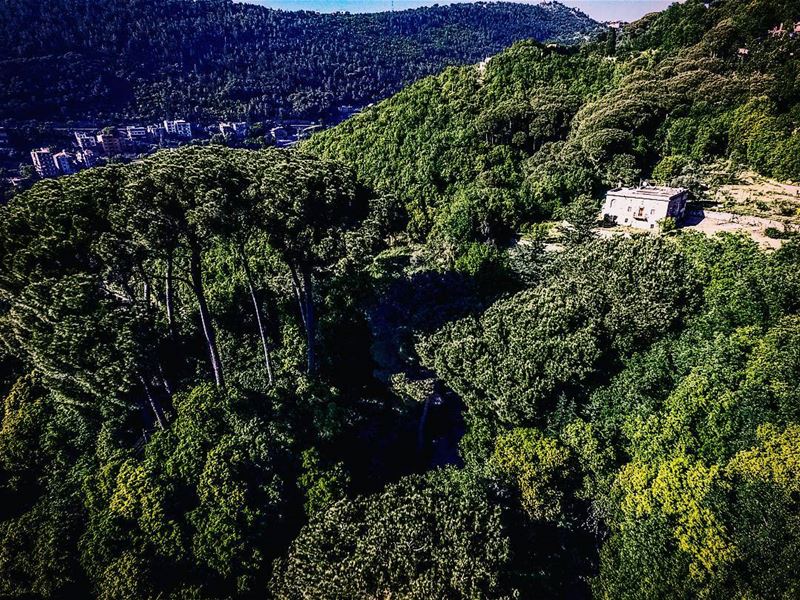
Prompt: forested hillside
<box><xmin>2</xmin><ymin>1</ymin><xmax>800</xmax><ymax>599</ymax></box>
<box><xmin>0</xmin><ymin>0</ymin><xmax>598</xmax><ymax>122</ymax></box>
<box><xmin>308</xmin><ymin>0</ymin><xmax>800</xmax><ymax>258</ymax></box>
<box><xmin>2</xmin><ymin>145</ymin><xmax>800</xmax><ymax>598</ymax></box>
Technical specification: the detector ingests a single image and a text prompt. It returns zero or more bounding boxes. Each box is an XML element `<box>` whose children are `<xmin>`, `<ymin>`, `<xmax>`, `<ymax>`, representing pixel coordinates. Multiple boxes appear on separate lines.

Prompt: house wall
<box><xmin>602</xmin><ymin>195</ymin><xmax>669</xmax><ymax>229</ymax></box>
<box><xmin>667</xmin><ymin>194</ymin><xmax>688</xmax><ymax>220</ymax></box>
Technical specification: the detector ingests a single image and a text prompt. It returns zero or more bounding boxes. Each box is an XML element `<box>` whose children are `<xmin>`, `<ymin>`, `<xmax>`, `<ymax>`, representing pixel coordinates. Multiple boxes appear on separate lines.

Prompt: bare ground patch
<box><xmin>711</xmin><ymin>170</ymin><xmax>800</xmax><ymax>222</ymax></box>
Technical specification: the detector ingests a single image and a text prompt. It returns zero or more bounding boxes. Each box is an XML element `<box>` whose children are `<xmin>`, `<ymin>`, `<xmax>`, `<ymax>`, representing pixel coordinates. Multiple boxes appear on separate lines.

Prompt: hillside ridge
<box><xmin>0</xmin><ymin>0</ymin><xmax>600</xmax><ymax>122</ymax></box>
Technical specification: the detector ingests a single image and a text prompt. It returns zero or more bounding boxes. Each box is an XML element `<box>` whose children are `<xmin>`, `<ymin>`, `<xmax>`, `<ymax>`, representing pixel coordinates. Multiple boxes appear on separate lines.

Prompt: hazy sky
<box><xmin>243</xmin><ymin>1</ymin><xmax>681</xmax><ymax>22</ymax></box>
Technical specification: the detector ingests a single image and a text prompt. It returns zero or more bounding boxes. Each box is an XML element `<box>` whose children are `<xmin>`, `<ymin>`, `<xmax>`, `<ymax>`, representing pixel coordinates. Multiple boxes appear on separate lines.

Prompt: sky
<box><xmin>243</xmin><ymin>1</ymin><xmax>681</xmax><ymax>22</ymax></box>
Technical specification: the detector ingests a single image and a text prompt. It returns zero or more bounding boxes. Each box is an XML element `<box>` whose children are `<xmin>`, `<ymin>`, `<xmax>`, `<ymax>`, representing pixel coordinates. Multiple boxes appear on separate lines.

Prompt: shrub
<box><xmin>659</xmin><ymin>217</ymin><xmax>678</xmax><ymax>233</ymax></box>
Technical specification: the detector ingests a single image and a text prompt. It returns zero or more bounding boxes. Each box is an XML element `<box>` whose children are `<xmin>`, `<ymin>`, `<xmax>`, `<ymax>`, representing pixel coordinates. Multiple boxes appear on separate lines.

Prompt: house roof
<box><xmin>606</xmin><ymin>186</ymin><xmax>687</xmax><ymax>202</ymax></box>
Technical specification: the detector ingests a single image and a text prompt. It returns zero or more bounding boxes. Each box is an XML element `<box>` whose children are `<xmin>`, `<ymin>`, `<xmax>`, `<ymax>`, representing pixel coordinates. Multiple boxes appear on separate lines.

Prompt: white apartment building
<box><xmin>74</xmin><ymin>131</ymin><xmax>97</xmax><ymax>150</ymax></box>
<box><xmin>77</xmin><ymin>149</ymin><xmax>98</xmax><ymax>168</ymax></box>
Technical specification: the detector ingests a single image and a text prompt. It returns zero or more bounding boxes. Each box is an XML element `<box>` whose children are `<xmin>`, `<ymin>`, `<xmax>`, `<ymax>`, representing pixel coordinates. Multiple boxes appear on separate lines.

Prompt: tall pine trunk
<box><xmin>289</xmin><ymin>265</ymin><xmax>307</xmax><ymax>329</ymax></box>
<box><xmin>165</xmin><ymin>253</ymin><xmax>176</xmax><ymax>339</ymax></box>
<box><xmin>288</xmin><ymin>264</ymin><xmax>316</xmax><ymax>376</ymax></box>
<box><xmin>190</xmin><ymin>244</ymin><xmax>225</xmax><ymax>388</ymax></box>
<box><xmin>417</xmin><ymin>395</ymin><xmax>432</xmax><ymax>454</ymax></box>
<box><xmin>302</xmin><ymin>270</ymin><xmax>317</xmax><ymax>376</ymax></box>
<box><xmin>137</xmin><ymin>260</ymin><xmax>152</xmax><ymax>309</ymax></box>
<box><xmin>240</xmin><ymin>249</ymin><xmax>273</xmax><ymax>386</ymax></box>
<box><xmin>139</xmin><ymin>373</ymin><xmax>165</xmax><ymax>430</ymax></box>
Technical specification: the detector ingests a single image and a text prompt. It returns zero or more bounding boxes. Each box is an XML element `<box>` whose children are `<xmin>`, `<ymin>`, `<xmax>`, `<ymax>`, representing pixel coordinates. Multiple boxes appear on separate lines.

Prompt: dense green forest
<box><xmin>2</xmin><ymin>0</ymin><xmax>800</xmax><ymax>599</ymax></box>
<box><xmin>0</xmin><ymin>0</ymin><xmax>598</xmax><ymax>122</ymax></box>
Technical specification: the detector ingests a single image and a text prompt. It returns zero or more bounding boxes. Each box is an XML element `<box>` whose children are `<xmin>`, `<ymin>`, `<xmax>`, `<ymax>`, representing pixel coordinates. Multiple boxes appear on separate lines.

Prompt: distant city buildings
<box><xmin>27</xmin><ymin>117</ymin><xmax>197</xmax><ymax>179</ymax></box>
<box><xmin>126</xmin><ymin>126</ymin><xmax>148</xmax><ymax>141</ymax></box>
<box><xmin>74</xmin><ymin>131</ymin><xmax>97</xmax><ymax>150</ymax></box>
<box><xmin>77</xmin><ymin>149</ymin><xmax>97</xmax><ymax>168</ymax></box>
<box><xmin>31</xmin><ymin>148</ymin><xmax>78</xmax><ymax>177</ymax></box>
<box><xmin>21</xmin><ymin>108</ymin><xmax>349</xmax><ymax>181</ymax></box>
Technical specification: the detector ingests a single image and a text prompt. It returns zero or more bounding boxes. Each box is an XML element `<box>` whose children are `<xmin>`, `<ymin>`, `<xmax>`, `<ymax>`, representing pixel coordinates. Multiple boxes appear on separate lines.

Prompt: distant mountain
<box><xmin>0</xmin><ymin>0</ymin><xmax>600</xmax><ymax>123</ymax></box>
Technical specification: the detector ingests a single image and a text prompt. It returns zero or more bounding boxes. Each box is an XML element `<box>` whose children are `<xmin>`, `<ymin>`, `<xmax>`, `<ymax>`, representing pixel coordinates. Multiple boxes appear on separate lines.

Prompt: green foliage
<box><xmin>419</xmin><ymin>235</ymin><xmax>700</xmax><ymax>426</ymax></box>
<box><xmin>491</xmin><ymin>428</ymin><xmax>571</xmax><ymax>522</ymax></box>
<box><xmin>596</xmin><ymin>454</ymin><xmax>732</xmax><ymax>599</ymax></box>
<box><xmin>0</xmin><ymin>379</ymin><xmax>95</xmax><ymax>598</ymax></box>
<box><xmin>659</xmin><ymin>216</ymin><xmax>677</xmax><ymax>232</ymax></box>
<box><xmin>310</xmin><ymin>0</ymin><xmax>800</xmax><ymax>254</ymax></box>
<box><xmin>421</xmin><ymin>230</ymin><xmax>800</xmax><ymax>597</ymax></box>
<box><xmin>308</xmin><ymin>40</ymin><xmax>618</xmax><ymax>253</ymax></box>
<box><xmin>724</xmin><ymin>424</ymin><xmax>800</xmax><ymax>598</ymax></box>
<box><xmin>765</xmin><ymin>225</ymin><xmax>793</xmax><ymax>239</ymax></box>
<box><xmin>298</xmin><ymin>448</ymin><xmax>349</xmax><ymax>517</ymax></box>
<box><xmin>0</xmin><ymin>374</ymin><xmax>49</xmax><ymax>492</ymax></box>
<box><xmin>271</xmin><ymin>468</ymin><xmax>510</xmax><ymax>599</ymax></box>
<box><xmin>453</xmin><ymin>241</ymin><xmax>511</xmax><ymax>293</ymax></box>
<box><xmin>0</xmin><ymin>146</ymin><xmax>394</xmax><ymax>598</ymax></box>
<box><xmin>554</xmin><ymin>194</ymin><xmax>600</xmax><ymax>244</ymax></box>
<box><xmin>81</xmin><ymin>384</ymin><xmax>292</xmax><ymax>598</ymax></box>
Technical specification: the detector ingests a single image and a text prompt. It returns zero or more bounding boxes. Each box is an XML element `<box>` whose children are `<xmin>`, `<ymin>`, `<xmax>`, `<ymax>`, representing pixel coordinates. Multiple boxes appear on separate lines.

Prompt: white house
<box><xmin>602</xmin><ymin>185</ymin><xmax>688</xmax><ymax>230</ymax></box>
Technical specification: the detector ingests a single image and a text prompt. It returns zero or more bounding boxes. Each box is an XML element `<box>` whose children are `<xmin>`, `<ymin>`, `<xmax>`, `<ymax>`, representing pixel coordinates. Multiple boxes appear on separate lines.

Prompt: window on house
<box><xmin>650</xmin><ymin>209</ymin><xmax>655</xmax><ymax>215</ymax></box>
<box><xmin>627</xmin><ymin>206</ymin><xmax>631</xmax><ymax>212</ymax></box>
